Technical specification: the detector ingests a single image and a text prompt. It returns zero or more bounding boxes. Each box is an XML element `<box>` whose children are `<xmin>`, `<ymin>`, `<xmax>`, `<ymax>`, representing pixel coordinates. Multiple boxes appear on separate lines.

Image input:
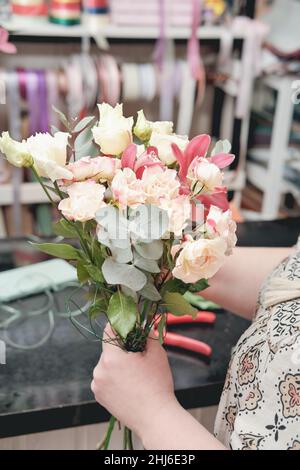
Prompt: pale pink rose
<box><xmin>159</xmin><ymin>195</ymin><xmax>191</xmax><ymax>237</ymax></box>
<box><xmin>111</xmin><ymin>168</ymin><xmax>146</xmax><ymax>208</ymax></box>
<box><xmin>58</xmin><ymin>181</ymin><xmax>106</xmax><ymax>222</ymax></box>
<box><xmin>142</xmin><ymin>166</ymin><xmax>180</xmax><ymax>204</ymax></box>
<box><xmin>206</xmin><ymin>205</ymin><xmax>237</xmax><ymax>255</ymax></box>
<box><xmin>66</xmin><ymin>156</ymin><xmax>121</xmax><ymax>183</ymax></box>
<box><xmin>172</xmin><ymin>237</ymin><xmax>227</xmax><ymax>283</ymax></box>
<box><xmin>187</xmin><ymin>157</ymin><xmax>222</xmax><ymax>193</ymax></box>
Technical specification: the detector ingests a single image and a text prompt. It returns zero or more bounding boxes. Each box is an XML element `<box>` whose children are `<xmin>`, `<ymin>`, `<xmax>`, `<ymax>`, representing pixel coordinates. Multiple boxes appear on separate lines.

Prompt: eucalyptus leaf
<box><xmin>111</xmin><ymin>245</ymin><xmax>133</xmax><ymax>264</ymax></box>
<box><xmin>162</xmin><ymin>291</ymin><xmax>197</xmax><ymax>318</ymax></box>
<box><xmin>96</xmin><ymin>206</ymin><xmax>129</xmax><ymax>248</ymax></box>
<box><xmin>74</xmin><ymin>115</ymin><xmax>95</xmax><ymax>133</ymax></box>
<box><xmin>211</xmin><ymin>139</ymin><xmax>231</xmax><ymax>156</ymax></box>
<box><xmin>134</xmin><ymin>240</ymin><xmax>163</xmax><ymax>260</ymax></box>
<box><xmin>30</xmin><ymin>242</ymin><xmax>81</xmax><ymax>260</ymax></box>
<box><xmin>107</xmin><ymin>291</ymin><xmax>137</xmax><ymax>339</ymax></box>
<box><xmin>130</xmin><ymin>204</ymin><xmax>169</xmax><ymax>242</ymax></box>
<box><xmin>102</xmin><ymin>258</ymin><xmax>147</xmax><ymax>291</ymax></box>
<box><xmin>52</xmin><ymin>106</ymin><xmax>70</xmax><ymax>130</ymax></box>
<box><xmin>133</xmin><ymin>254</ymin><xmax>160</xmax><ymax>273</ymax></box>
<box><xmin>138</xmin><ymin>281</ymin><xmax>161</xmax><ymax>301</ymax></box>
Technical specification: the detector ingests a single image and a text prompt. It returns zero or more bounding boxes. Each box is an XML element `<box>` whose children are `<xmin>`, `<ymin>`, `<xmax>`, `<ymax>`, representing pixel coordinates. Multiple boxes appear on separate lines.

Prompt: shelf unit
<box><xmin>0</xmin><ymin>16</ymin><xmax>256</xmax><ymax>236</ymax></box>
<box><xmin>246</xmin><ymin>74</ymin><xmax>298</xmax><ymax>219</ymax></box>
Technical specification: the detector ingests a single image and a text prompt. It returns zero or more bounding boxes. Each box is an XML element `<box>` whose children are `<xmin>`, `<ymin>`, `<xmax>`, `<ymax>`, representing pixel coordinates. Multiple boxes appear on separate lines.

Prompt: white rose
<box><xmin>142</xmin><ymin>166</ymin><xmax>180</xmax><ymax>204</ymax></box>
<box><xmin>172</xmin><ymin>237</ymin><xmax>227</xmax><ymax>283</ymax></box>
<box><xmin>159</xmin><ymin>195</ymin><xmax>191</xmax><ymax>237</ymax></box>
<box><xmin>92</xmin><ymin>103</ymin><xmax>134</xmax><ymax>155</ymax></box>
<box><xmin>206</xmin><ymin>205</ymin><xmax>237</xmax><ymax>255</ymax></box>
<box><xmin>111</xmin><ymin>168</ymin><xmax>146</xmax><ymax>208</ymax></box>
<box><xmin>187</xmin><ymin>157</ymin><xmax>222</xmax><ymax>193</ymax></box>
<box><xmin>149</xmin><ymin>131</ymin><xmax>188</xmax><ymax>165</ymax></box>
<box><xmin>26</xmin><ymin>132</ymin><xmax>72</xmax><ymax>181</ymax></box>
<box><xmin>0</xmin><ymin>131</ymin><xmax>33</xmax><ymax>168</ymax></box>
<box><xmin>151</xmin><ymin>120</ymin><xmax>173</xmax><ymax>135</ymax></box>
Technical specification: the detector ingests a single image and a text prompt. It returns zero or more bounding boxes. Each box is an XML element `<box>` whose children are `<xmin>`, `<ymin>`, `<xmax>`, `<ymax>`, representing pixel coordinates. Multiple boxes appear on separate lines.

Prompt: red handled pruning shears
<box><xmin>155</xmin><ymin>311</ymin><xmax>216</xmax><ymax>358</ymax></box>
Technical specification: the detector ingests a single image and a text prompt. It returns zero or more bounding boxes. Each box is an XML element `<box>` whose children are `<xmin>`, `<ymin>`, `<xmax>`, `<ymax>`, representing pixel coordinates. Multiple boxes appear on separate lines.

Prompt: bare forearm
<box><xmin>202</xmin><ymin>246</ymin><xmax>292</xmax><ymax>320</ymax></box>
<box><xmin>140</xmin><ymin>398</ymin><xmax>225</xmax><ymax>450</ymax></box>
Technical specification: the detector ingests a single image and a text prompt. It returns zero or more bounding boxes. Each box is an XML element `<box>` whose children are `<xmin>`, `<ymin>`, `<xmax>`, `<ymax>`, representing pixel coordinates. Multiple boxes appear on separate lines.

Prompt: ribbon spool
<box><xmin>82</xmin><ymin>0</ymin><xmax>108</xmax><ymax>28</ymax></box>
<box><xmin>11</xmin><ymin>0</ymin><xmax>48</xmax><ymax>17</ymax></box>
<box><xmin>49</xmin><ymin>0</ymin><xmax>81</xmax><ymax>25</ymax></box>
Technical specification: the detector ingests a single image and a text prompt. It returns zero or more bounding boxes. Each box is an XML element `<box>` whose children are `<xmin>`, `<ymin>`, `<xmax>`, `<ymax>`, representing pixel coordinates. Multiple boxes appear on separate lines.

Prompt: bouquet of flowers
<box><xmin>0</xmin><ymin>103</ymin><xmax>236</xmax><ymax>449</ymax></box>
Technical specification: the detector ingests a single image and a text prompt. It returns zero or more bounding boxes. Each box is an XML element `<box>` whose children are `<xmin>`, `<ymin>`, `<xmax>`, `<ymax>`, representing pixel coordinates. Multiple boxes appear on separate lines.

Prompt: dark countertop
<box><xmin>1</xmin><ymin>216</ymin><xmax>300</xmax><ymax>439</ymax></box>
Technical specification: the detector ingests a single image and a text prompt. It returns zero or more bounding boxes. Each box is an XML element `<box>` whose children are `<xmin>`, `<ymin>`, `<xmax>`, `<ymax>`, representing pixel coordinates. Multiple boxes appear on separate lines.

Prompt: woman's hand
<box><xmin>91</xmin><ymin>324</ymin><xmax>176</xmax><ymax>437</ymax></box>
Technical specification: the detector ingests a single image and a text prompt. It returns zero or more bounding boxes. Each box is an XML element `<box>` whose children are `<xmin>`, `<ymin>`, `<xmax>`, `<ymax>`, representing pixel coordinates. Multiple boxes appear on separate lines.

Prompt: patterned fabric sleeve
<box><xmin>229</xmin><ymin>336</ymin><xmax>300</xmax><ymax>450</ymax></box>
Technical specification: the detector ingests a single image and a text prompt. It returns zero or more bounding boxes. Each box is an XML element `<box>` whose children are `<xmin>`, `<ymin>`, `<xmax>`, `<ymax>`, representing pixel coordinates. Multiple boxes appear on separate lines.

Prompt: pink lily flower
<box><xmin>172</xmin><ymin>134</ymin><xmax>211</xmax><ymax>182</ymax></box>
<box><xmin>121</xmin><ymin>144</ymin><xmax>164</xmax><ymax>179</ymax></box>
<box><xmin>0</xmin><ymin>27</ymin><xmax>17</xmax><ymax>54</ymax></box>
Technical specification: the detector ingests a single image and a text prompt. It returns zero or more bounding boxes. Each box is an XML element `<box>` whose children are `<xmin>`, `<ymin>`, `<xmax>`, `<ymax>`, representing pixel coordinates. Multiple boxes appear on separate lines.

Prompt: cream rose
<box><xmin>149</xmin><ymin>131</ymin><xmax>188</xmax><ymax>165</ymax></box>
<box><xmin>172</xmin><ymin>236</ymin><xmax>227</xmax><ymax>283</ymax></box>
<box><xmin>26</xmin><ymin>132</ymin><xmax>72</xmax><ymax>181</ymax></box>
<box><xmin>142</xmin><ymin>166</ymin><xmax>180</xmax><ymax>205</ymax></box>
<box><xmin>58</xmin><ymin>181</ymin><xmax>106</xmax><ymax>222</ymax></box>
<box><xmin>66</xmin><ymin>156</ymin><xmax>121</xmax><ymax>183</ymax></box>
<box><xmin>0</xmin><ymin>132</ymin><xmax>33</xmax><ymax>168</ymax></box>
<box><xmin>206</xmin><ymin>205</ymin><xmax>237</xmax><ymax>255</ymax></box>
<box><xmin>159</xmin><ymin>195</ymin><xmax>191</xmax><ymax>237</ymax></box>
<box><xmin>92</xmin><ymin>103</ymin><xmax>134</xmax><ymax>155</ymax></box>
<box><xmin>187</xmin><ymin>157</ymin><xmax>222</xmax><ymax>193</ymax></box>
<box><xmin>111</xmin><ymin>168</ymin><xmax>146</xmax><ymax>208</ymax></box>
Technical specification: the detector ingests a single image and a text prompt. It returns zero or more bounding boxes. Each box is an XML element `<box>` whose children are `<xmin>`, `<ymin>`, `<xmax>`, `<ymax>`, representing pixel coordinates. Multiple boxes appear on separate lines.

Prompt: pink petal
<box><xmin>210</xmin><ymin>152</ymin><xmax>235</xmax><ymax>169</ymax></box>
<box><xmin>134</xmin><ymin>146</ymin><xmax>163</xmax><ymax>179</ymax></box>
<box><xmin>185</xmin><ymin>134</ymin><xmax>211</xmax><ymax>167</ymax></box>
<box><xmin>197</xmin><ymin>189</ymin><xmax>229</xmax><ymax>212</ymax></box>
<box><xmin>171</xmin><ymin>143</ymin><xmax>187</xmax><ymax>181</ymax></box>
<box><xmin>0</xmin><ymin>27</ymin><xmax>8</xmax><ymax>43</ymax></box>
<box><xmin>121</xmin><ymin>144</ymin><xmax>136</xmax><ymax>170</ymax></box>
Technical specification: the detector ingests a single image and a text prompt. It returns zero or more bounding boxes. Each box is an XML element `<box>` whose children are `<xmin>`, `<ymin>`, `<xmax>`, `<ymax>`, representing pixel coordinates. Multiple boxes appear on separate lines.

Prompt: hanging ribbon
<box><xmin>187</xmin><ymin>0</ymin><xmax>206</xmax><ymax>106</ymax></box>
<box><xmin>153</xmin><ymin>0</ymin><xmax>166</xmax><ymax>70</ymax></box>
<box><xmin>5</xmin><ymin>71</ymin><xmax>23</xmax><ymax>236</ymax></box>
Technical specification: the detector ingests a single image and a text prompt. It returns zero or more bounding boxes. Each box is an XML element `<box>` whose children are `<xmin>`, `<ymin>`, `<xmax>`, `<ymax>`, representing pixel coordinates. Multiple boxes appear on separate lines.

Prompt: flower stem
<box><xmin>31</xmin><ymin>166</ymin><xmax>56</xmax><ymax>207</ymax></box>
<box><xmin>99</xmin><ymin>415</ymin><xmax>116</xmax><ymax>450</ymax></box>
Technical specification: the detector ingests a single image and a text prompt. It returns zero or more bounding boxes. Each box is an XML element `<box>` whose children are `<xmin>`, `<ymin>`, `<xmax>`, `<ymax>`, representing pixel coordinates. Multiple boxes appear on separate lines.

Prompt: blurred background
<box><xmin>1</xmin><ymin>0</ymin><xmax>300</xmax><ymax>450</ymax></box>
<box><xmin>0</xmin><ymin>0</ymin><xmax>299</xmax><ymax>241</ymax></box>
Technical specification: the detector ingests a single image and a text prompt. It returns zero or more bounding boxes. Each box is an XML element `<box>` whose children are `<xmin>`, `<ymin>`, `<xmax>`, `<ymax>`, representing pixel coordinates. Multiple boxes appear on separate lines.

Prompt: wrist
<box><xmin>137</xmin><ymin>394</ymin><xmax>181</xmax><ymax>449</ymax></box>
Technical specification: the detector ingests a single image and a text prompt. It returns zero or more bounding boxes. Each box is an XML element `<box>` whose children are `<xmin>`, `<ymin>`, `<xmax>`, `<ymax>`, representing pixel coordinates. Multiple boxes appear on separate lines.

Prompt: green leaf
<box><xmin>73</xmin><ymin>115</ymin><xmax>96</xmax><ymax>133</ymax></box>
<box><xmin>77</xmin><ymin>261</ymin><xmax>90</xmax><ymax>284</ymax></box>
<box><xmin>107</xmin><ymin>291</ymin><xmax>137</xmax><ymax>339</ymax></box>
<box><xmin>52</xmin><ymin>106</ymin><xmax>70</xmax><ymax>130</ymax></box>
<box><xmin>53</xmin><ymin>219</ymin><xmax>80</xmax><ymax>238</ymax></box>
<box><xmin>188</xmin><ymin>278</ymin><xmax>209</xmax><ymax>293</ymax></box>
<box><xmin>30</xmin><ymin>242</ymin><xmax>81</xmax><ymax>260</ymax></box>
<box><xmin>183</xmin><ymin>291</ymin><xmax>219</xmax><ymax>310</ymax></box>
<box><xmin>162</xmin><ymin>291</ymin><xmax>197</xmax><ymax>318</ymax></box>
<box><xmin>161</xmin><ymin>278</ymin><xmax>188</xmax><ymax>296</ymax></box>
<box><xmin>88</xmin><ymin>298</ymin><xmax>108</xmax><ymax>319</ymax></box>
<box><xmin>157</xmin><ymin>315</ymin><xmax>166</xmax><ymax>345</ymax></box>
<box><xmin>85</xmin><ymin>263</ymin><xmax>105</xmax><ymax>284</ymax></box>
<box><xmin>138</xmin><ymin>280</ymin><xmax>161</xmax><ymax>301</ymax></box>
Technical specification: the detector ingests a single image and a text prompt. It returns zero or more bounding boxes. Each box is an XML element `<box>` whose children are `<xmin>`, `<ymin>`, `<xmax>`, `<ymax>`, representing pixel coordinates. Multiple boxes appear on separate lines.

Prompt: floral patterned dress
<box><xmin>214</xmin><ymin>246</ymin><xmax>300</xmax><ymax>450</ymax></box>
